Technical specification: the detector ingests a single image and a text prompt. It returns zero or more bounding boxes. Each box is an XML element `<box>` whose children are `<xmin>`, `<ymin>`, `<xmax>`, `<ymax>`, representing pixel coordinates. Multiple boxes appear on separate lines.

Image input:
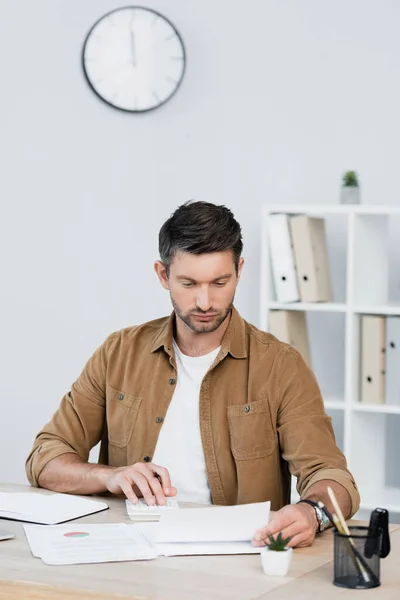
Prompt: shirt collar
<box><xmin>150</xmin><ymin>306</ymin><xmax>247</xmax><ymax>359</ymax></box>
<box><xmin>150</xmin><ymin>312</ymin><xmax>175</xmax><ymax>355</ymax></box>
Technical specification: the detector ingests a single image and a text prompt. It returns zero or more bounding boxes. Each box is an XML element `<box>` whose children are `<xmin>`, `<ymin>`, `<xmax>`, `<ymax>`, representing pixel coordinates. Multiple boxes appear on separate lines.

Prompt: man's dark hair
<box><xmin>159</xmin><ymin>201</ymin><xmax>243</xmax><ymax>275</ymax></box>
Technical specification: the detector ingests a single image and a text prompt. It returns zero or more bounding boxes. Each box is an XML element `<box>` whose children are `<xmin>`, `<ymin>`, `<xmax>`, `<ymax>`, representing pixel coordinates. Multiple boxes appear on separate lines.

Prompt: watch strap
<box><xmin>297</xmin><ymin>499</ymin><xmax>323</xmax><ymax>532</ymax></box>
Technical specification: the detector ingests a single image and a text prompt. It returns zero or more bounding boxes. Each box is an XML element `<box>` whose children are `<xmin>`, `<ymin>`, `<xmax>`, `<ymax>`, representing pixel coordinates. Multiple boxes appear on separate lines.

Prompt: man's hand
<box><xmin>252</xmin><ymin>503</ymin><xmax>317</xmax><ymax>548</ymax></box>
<box><xmin>104</xmin><ymin>462</ymin><xmax>177</xmax><ymax>506</ymax></box>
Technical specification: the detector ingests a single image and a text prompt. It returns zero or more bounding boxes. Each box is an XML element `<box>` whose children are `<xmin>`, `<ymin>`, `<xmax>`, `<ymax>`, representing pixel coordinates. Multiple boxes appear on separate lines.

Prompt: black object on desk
<box><xmin>333</xmin><ymin>525</ymin><xmax>381</xmax><ymax>589</ymax></box>
<box><xmin>364</xmin><ymin>507</ymin><xmax>390</xmax><ymax>559</ymax></box>
<box><xmin>333</xmin><ymin>507</ymin><xmax>391</xmax><ymax>590</ymax></box>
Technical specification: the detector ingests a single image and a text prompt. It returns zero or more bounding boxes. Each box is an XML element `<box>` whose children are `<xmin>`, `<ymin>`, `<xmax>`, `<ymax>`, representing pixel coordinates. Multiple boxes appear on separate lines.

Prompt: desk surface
<box><xmin>0</xmin><ymin>483</ymin><xmax>399</xmax><ymax>600</ymax></box>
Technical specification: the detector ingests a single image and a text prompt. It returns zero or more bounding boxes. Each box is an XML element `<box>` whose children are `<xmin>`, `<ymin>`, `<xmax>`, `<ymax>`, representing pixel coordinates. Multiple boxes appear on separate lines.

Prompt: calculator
<box><xmin>125</xmin><ymin>498</ymin><xmax>179</xmax><ymax>521</ymax></box>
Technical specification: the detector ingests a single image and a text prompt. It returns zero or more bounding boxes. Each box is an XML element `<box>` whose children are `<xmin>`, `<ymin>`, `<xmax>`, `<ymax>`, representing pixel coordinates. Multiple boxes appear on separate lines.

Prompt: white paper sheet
<box><xmin>24</xmin><ymin>523</ymin><xmax>157</xmax><ymax>565</ymax></box>
<box><xmin>0</xmin><ymin>492</ymin><xmax>108</xmax><ymax>525</ymax></box>
<box><xmin>24</xmin><ymin>523</ymin><xmax>121</xmax><ymax>558</ymax></box>
<box><xmin>157</xmin><ymin>541</ymin><xmax>262</xmax><ymax>557</ymax></box>
<box><xmin>153</xmin><ymin>501</ymin><xmax>270</xmax><ymax>543</ymax></box>
<box><xmin>134</xmin><ymin>501</ymin><xmax>270</xmax><ymax>555</ymax></box>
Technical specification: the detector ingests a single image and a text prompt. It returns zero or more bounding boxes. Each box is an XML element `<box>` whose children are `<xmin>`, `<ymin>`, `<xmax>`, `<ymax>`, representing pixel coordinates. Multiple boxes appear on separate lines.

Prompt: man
<box><xmin>26</xmin><ymin>201</ymin><xmax>359</xmax><ymax>548</ymax></box>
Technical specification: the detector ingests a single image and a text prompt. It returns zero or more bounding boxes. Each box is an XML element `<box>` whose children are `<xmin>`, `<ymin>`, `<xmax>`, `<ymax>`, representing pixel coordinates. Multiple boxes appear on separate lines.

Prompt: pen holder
<box><xmin>333</xmin><ymin>526</ymin><xmax>381</xmax><ymax>589</ymax></box>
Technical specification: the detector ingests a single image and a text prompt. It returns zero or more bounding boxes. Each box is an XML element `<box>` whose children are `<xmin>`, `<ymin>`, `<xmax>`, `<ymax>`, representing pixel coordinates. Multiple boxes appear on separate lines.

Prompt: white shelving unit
<box><xmin>260</xmin><ymin>204</ymin><xmax>400</xmax><ymax>517</ymax></box>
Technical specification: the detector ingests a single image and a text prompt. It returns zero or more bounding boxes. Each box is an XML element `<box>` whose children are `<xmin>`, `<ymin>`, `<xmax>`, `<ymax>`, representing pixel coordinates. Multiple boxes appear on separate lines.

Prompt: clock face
<box><xmin>82</xmin><ymin>7</ymin><xmax>186</xmax><ymax>113</ymax></box>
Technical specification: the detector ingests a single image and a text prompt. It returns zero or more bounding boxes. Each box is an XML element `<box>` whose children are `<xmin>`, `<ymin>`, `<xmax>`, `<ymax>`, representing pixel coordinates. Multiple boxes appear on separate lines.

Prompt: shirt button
<box><xmin>155</xmin><ymin>416</ymin><xmax>163</xmax><ymax>424</ymax></box>
<box><xmin>169</xmin><ymin>378</ymin><xmax>176</xmax><ymax>385</ymax></box>
<box><xmin>117</xmin><ymin>394</ymin><xmax>124</xmax><ymax>401</ymax></box>
<box><xmin>143</xmin><ymin>456</ymin><xmax>151</xmax><ymax>463</ymax></box>
<box><xmin>244</xmin><ymin>405</ymin><xmax>251</xmax><ymax>413</ymax></box>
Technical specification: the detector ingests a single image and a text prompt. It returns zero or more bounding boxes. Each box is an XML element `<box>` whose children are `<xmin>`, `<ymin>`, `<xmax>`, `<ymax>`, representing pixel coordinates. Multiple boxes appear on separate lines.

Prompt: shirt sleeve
<box><xmin>25</xmin><ymin>332</ymin><xmax>117</xmax><ymax>487</ymax></box>
<box><xmin>276</xmin><ymin>346</ymin><xmax>360</xmax><ymax>516</ymax></box>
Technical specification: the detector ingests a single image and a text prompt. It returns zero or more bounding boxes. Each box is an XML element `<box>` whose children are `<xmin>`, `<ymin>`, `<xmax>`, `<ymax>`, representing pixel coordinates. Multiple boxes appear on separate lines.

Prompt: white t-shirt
<box><xmin>151</xmin><ymin>340</ymin><xmax>221</xmax><ymax>504</ymax></box>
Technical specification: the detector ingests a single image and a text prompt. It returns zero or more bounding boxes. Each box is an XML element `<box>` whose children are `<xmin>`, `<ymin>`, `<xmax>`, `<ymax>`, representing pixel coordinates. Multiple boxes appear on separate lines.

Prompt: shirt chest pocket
<box><xmin>227</xmin><ymin>399</ymin><xmax>275</xmax><ymax>460</ymax></box>
<box><xmin>106</xmin><ymin>385</ymin><xmax>142</xmax><ymax>449</ymax></box>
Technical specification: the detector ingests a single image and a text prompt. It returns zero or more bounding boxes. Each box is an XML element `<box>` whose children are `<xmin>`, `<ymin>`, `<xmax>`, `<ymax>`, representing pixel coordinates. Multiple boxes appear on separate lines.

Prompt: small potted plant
<box><xmin>260</xmin><ymin>533</ymin><xmax>292</xmax><ymax>577</ymax></box>
<box><xmin>340</xmin><ymin>170</ymin><xmax>360</xmax><ymax>204</ymax></box>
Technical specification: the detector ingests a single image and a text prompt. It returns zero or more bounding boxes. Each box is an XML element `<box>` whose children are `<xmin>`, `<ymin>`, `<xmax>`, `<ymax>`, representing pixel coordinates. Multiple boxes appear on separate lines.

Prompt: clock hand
<box><xmin>129</xmin><ymin>31</ymin><xmax>137</xmax><ymax>67</ymax></box>
<box><xmin>129</xmin><ymin>15</ymin><xmax>137</xmax><ymax>67</ymax></box>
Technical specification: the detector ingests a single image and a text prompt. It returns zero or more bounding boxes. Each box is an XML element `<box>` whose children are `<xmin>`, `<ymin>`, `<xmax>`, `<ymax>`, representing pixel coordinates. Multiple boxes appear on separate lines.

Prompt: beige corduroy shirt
<box><xmin>26</xmin><ymin>308</ymin><xmax>360</xmax><ymax>514</ymax></box>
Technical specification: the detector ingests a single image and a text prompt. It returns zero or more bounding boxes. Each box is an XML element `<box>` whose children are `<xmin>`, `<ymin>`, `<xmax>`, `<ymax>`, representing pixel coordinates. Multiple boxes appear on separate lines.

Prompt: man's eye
<box><xmin>214</xmin><ymin>282</ymin><xmax>226</xmax><ymax>287</ymax></box>
<box><xmin>182</xmin><ymin>283</ymin><xmax>194</xmax><ymax>288</ymax></box>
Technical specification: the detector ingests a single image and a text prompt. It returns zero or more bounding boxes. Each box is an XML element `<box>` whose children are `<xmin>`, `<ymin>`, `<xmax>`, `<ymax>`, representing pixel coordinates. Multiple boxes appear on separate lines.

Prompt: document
<box><xmin>289</xmin><ymin>215</ymin><xmax>333</xmax><ymax>302</ymax></box>
<box><xmin>268</xmin><ymin>310</ymin><xmax>312</xmax><ymax>367</ymax></box>
<box><xmin>0</xmin><ymin>492</ymin><xmax>108</xmax><ymax>525</ymax></box>
<box><xmin>385</xmin><ymin>316</ymin><xmax>400</xmax><ymax>405</ymax></box>
<box><xmin>268</xmin><ymin>214</ymin><xmax>300</xmax><ymax>303</ymax></box>
<box><xmin>134</xmin><ymin>500</ymin><xmax>270</xmax><ymax>556</ymax></box>
<box><xmin>24</xmin><ymin>523</ymin><xmax>157</xmax><ymax>565</ymax></box>
<box><xmin>360</xmin><ymin>315</ymin><xmax>386</xmax><ymax>403</ymax></box>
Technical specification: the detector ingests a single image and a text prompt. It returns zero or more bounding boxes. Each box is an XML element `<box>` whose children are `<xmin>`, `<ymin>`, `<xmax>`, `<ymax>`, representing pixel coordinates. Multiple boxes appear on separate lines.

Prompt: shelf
<box><xmin>351</xmin><ymin>403</ymin><xmax>400</xmax><ymax>415</ymax></box>
<box><xmin>359</xmin><ymin>487</ymin><xmax>400</xmax><ymax>512</ymax></box>
<box><xmin>353</xmin><ymin>206</ymin><xmax>400</xmax><ymax>215</ymax></box>
<box><xmin>324</xmin><ymin>400</ymin><xmax>346</xmax><ymax>410</ymax></box>
<box><xmin>267</xmin><ymin>303</ymin><xmax>400</xmax><ymax>315</ymax></box>
<box><xmin>267</xmin><ymin>302</ymin><xmax>347</xmax><ymax>313</ymax></box>
<box><xmin>352</xmin><ymin>305</ymin><xmax>400</xmax><ymax>316</ymax></box>
<box><xmin>264</xmin><ymin>204</ymin><xmax>400</xmax><ymax>216</ymax></box>
<box><xmin>262</xmin><ymin>203</ymin><xmax>400</xmax><ymax>516</ymax></box>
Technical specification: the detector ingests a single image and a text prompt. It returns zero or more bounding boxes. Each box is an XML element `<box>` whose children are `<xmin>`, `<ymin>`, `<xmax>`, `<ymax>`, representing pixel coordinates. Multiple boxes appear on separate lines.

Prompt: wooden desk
<box><xmin>0</xmin><ymin>483</ymin><xmax>399</xmax><ymax>599</ymax></box>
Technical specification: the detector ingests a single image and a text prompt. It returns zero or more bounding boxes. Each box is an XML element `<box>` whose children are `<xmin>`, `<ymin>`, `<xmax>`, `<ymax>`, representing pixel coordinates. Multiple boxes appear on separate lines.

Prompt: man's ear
<box><xmin>154</xmin><ymin>260</ymin><xmax>169</xmax><ymax>290</ymax></box>
<box><xmin>237</xmin><ymin>257</ymin><xmax>245</xmax><ymax>281</ymax></box>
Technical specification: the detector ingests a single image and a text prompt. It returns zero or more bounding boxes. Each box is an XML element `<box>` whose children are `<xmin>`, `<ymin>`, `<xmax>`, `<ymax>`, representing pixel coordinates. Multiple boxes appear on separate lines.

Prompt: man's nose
<box><xmin>196</xmin><ymin>288</ymin><xmax>212</xmax><ymax>312</ymax></box>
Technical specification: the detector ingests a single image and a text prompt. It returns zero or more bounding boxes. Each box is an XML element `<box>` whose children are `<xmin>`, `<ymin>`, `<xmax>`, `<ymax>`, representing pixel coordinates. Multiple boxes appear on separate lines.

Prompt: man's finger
<box><xmin>134</xmin><ymin>464</ymin><xmax>167</xmax><ymax>504</ymax></box>
<box><xmin>253</xmin><ymin>514</ymin><xmax>296</xmax><ymax>542</ymax></box>
<box><xmin>270</xmin><ymin>524</ymin><xmax>302</xmax><ymax>545</ymax></box>
<box><xmin>129</xmin><ymin>471</ymin><xmax>155</xmax><ymax>505</ymax></box>
<box><xmin>286</xmin><ymin>531</ymin><xmax>312</xmax><ymax>548</ymax></box>
<box><xmin>149</xmin><ymin>471</ymin><xmax>178</xmax><ymax>501</ymax></box>
<box><xmin>150</xmin><ymin>463</ymin><xmax>173</xmax><ymax>495</ymax></box>
<box><xmin>148</xmin><ymin>474</ymin><xmax>167</xmax><ymax>506</ymax></box>
<box><xmin>267</xmin><ymin>512</ymin><xmax>296</xmax><ymax>535</ymax></box>
<box><xmin>119</xmin><ymin>479</ymin><xmax>139</xmax><ymax>505</ymax></box>
<box><xmin>252</xmin><ymin>527</ymin><xmax>277</xmax><ymax>546</ymax></box>
<box><xmin>252</xmin><ymin>524</ymin><xmax>312</xmax><ymax>549</ymax></box>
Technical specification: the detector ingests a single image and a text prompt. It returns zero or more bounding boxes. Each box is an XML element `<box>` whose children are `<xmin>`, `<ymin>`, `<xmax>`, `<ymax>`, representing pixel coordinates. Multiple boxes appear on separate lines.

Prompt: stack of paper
<box><xmin>0</xmin><ymin>492</ymin><xmax>108</xmax><ymax>524</ymax></box>
<box><xmin>22</xmin><ymin>501</ymin><xmax>270</xmax><ymax>562</ymax></box>
<box><xmin>24</xmin><ymin>523</ymin><xmax>157</xmax><ymax>565</ymax></box>
<box><xmin>134</xmin><ymin>500</ymin><xmax>270</xmax><ymax>556</ymax></box>
<box><xmin>126</xmin><ymin>498</ymin><xmax>180</xmax><ymax>522</ymax></box>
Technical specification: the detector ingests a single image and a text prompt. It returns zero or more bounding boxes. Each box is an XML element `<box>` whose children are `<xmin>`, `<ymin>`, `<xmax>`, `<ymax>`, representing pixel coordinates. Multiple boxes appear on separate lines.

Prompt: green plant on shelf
<box><xmin>342</xmin><ymin>170</ymin><xmax>359</xmax><ymax>187</ymax></box>
<box><xmin>266</xmin><ymin>532</ymin><xmax>291</xmax><ymax>551</ymax></box>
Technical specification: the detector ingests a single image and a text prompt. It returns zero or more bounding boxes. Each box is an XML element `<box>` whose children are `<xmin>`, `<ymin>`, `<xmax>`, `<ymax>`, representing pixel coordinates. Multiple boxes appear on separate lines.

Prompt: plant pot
<box><xmin>340</xmin><ymin>186</ymin><xmax>360</xmax><ymax>204</ymax></box>
<box><xmin>260</xmin><ymin>546</ymin><xmax>293</xmax><ymax>576</ymax></box>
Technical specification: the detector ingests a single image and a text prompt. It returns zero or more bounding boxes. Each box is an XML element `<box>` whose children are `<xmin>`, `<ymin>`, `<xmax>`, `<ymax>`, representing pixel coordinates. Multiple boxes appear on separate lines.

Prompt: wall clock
<box><xmin>82</xmin><ymin>6</ymin><xmax>186</xmax><ymax>113</ymax></box>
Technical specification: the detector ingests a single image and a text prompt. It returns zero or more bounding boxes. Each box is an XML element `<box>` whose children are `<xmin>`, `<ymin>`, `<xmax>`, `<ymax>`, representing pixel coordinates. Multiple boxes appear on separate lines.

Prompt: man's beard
<box><xmin>171</xmin><ymin>296</ymin><xmax>233</xmax><ymax>333</ymax></box>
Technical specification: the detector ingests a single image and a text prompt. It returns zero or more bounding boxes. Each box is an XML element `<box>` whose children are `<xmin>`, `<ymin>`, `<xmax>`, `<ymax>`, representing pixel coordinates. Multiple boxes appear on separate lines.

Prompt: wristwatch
<box><xmin>297</xmin><ymin>499</ymin><xmax>330</xmax><ymax>533</ymax></box>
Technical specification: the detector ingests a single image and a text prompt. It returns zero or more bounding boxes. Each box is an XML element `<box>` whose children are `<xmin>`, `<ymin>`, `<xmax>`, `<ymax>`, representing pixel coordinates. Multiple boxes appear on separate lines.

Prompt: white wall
<box><xmin>1</xmin><ymin>0</ymin><xmax>400</xmax><ymax>483</ymax></box>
